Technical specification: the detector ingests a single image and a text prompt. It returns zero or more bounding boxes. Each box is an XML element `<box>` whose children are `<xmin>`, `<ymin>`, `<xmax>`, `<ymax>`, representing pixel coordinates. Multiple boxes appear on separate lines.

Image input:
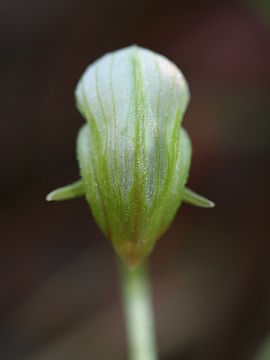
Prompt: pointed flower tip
<box><xmin>205</xmin><ymin>200</ymin><xmax>215</xmax><ymax>208</ymax></box>
<box><xmin>182</xmin><ymin>187</ymin><xmax>215</xmax><ymax>209</ymax></box>
<box><xmin>46</xmin><ymin>180</ymin><xmax>85</xmax><ymax>202</ymax></box>
<box><xmin>46</xmin><ymin>191</ymin><xmax>57</xmax><ymax>202</ymax></box>
<box><xmin>194</xmin><ymin>197</ymin><xmax>215</xmax><ymax>209</ymax></box>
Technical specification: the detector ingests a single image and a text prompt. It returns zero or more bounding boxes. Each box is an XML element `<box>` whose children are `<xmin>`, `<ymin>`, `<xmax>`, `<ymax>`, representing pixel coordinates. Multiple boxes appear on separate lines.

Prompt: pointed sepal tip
<box><xmin>183</xmin><ymin>187</ymin><xmax>215</xmax><ymax>208</ymax></box>
<box><xmin>46</xmin><ymin>179</ymin><xmax>85</xmax><ymax>202</ymax></box>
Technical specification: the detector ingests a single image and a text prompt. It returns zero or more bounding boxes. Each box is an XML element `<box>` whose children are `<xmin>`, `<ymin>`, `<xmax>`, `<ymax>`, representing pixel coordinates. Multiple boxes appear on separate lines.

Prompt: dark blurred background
<box><xmin>1</xmin><ymin>0</ymin><xmax>270</xmax><ymax>359</ymax></box>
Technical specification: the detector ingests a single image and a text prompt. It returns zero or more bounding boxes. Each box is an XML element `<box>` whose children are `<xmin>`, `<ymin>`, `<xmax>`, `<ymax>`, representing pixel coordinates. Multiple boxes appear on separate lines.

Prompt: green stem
<box><xmin>119</xmin><ymin>261</ymin><xmax>158</xmax><ymax>360</ymax></box>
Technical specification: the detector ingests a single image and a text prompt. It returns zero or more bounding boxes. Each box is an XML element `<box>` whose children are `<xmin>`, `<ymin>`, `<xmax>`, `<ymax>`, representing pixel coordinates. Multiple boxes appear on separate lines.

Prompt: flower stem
<box><xmin>119</xmin><ymin>261</ymin><xmax>158</xmax><ymax>360</ymax></box>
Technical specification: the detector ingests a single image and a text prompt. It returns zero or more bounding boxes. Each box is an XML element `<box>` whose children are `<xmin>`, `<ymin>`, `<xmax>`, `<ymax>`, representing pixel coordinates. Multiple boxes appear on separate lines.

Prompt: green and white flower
<box><xmin>47</xmin><ymin>46</ymin><xmax>214</xmax><ymax>266</ymax></box>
